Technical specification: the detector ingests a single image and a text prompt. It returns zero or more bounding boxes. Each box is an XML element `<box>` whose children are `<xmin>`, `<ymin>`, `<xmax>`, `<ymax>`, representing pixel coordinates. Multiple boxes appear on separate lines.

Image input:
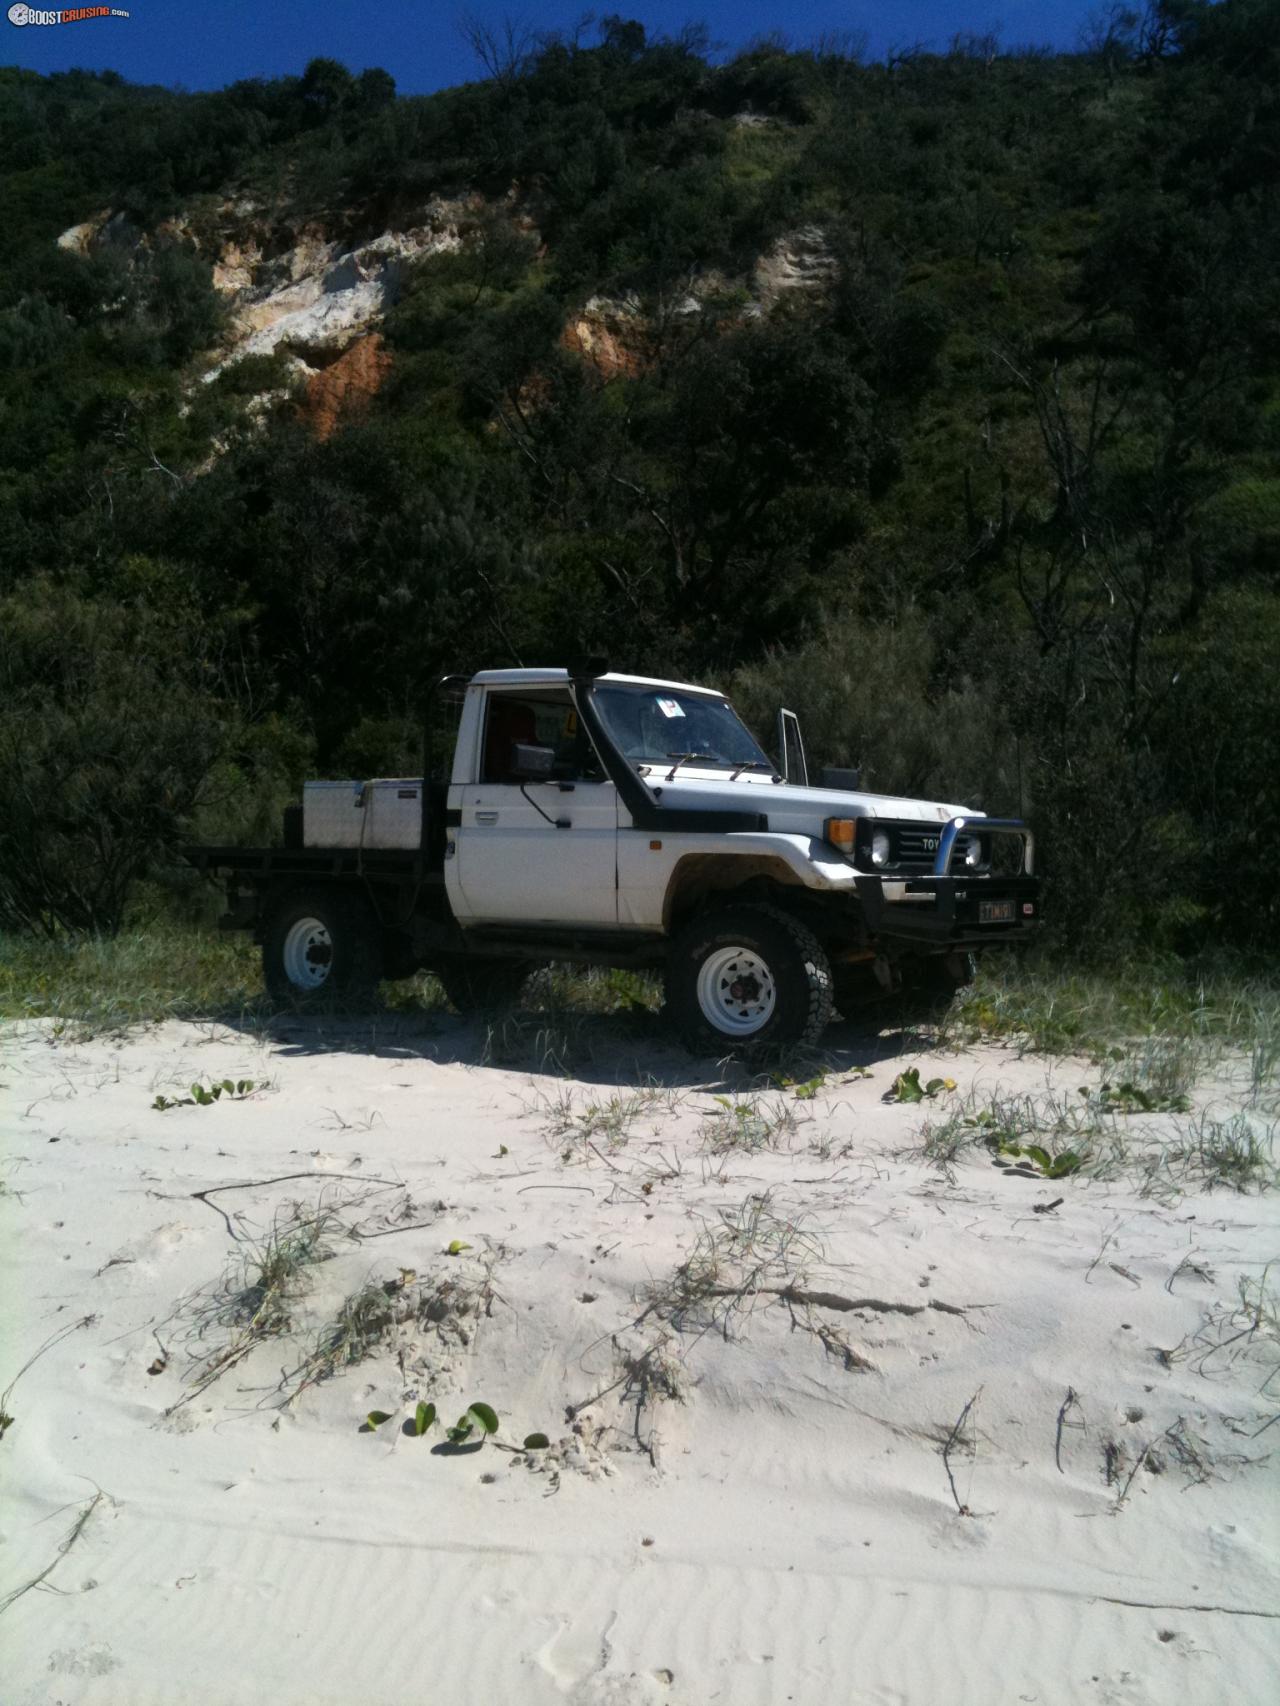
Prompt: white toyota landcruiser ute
<box><xmin>189</xmin><ymin>666</ymin><xmax>1038</xmax><ymax>1053</ymax></box>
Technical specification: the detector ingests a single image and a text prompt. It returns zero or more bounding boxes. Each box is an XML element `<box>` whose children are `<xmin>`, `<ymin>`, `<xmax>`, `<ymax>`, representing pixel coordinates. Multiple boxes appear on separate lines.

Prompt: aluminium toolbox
<box><xmin>302</xmin><ymin>780</ymin><xmax>424</xmax><ymax>850</ymax></box>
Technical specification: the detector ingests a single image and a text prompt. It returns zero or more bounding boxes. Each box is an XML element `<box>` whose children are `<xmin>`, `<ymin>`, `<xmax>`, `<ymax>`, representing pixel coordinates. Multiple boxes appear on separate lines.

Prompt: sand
<box><xmin>1</xmin><ymin>1011</ymin><xmax>1277</xmax><ymax>1705</ymax></box>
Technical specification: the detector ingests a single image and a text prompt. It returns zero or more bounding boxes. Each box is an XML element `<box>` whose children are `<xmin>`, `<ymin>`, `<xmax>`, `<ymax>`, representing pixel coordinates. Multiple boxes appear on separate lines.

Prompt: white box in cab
<box><xmin>303</xmin><ymin>780</ymin><xmax>423</xmax><ymax>850</ymax></box>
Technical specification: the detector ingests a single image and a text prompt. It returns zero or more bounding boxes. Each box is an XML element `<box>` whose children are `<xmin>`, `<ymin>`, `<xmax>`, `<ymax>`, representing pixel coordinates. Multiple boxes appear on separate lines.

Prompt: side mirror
<box><xmin>510</xmin><ymin>742</ymin><xmax>556</xmax><ymax>781</ymax></box>
<box><xmin>819</xmin><ymin>766</ymin><xmax>861</xmax><ymax>791</ymax></box>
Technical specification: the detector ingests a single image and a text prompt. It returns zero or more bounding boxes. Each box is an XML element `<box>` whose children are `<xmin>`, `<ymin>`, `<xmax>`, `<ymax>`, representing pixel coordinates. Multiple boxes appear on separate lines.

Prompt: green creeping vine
<box><xmin>1082</xmin><ymin>1082</ymin><xmax>1193</xmax><ymax>1115</ymax></box>
<box><xmin>153</xmin><ymin>1078</ymin><xmax>257</xmax><ymax>1111</ymax></box>
<box><xmin>364</xmin><ymin>1400</ymin><xmax>552</xmax><ymax>1452</ymax></box>
<box><xmin>884</xmin><ymin>1067</ymin><xmax>957</xmax><ymax>1105</ymax></box>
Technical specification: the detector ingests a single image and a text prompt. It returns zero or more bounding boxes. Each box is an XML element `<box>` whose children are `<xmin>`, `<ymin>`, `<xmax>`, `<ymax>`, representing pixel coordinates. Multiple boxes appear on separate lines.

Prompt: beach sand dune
<box><xmin>2</xmin><ymin>1016</ymin><xmax>1276</xmax><ymax>1704</ymax></box>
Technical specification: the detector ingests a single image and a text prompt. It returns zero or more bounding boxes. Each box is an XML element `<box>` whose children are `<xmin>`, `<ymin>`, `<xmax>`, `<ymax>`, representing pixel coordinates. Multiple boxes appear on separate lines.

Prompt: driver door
<box><xmin>452</xmin><ymin>687</ymin><xmax>618</xmax><ymax>926</ymax></box>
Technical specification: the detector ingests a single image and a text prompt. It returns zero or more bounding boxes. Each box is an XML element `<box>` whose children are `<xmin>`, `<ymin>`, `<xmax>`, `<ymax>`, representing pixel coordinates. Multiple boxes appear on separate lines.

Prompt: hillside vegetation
<box><xmin>1</xmin><ymin>2</ymin><xmax>1277</xmax><ymax>956</ymax></box>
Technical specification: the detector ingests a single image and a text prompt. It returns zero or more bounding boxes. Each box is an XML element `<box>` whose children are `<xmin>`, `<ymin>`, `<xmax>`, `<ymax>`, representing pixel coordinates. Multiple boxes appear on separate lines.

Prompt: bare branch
<box><xmin>940</xmin><ymin>1386</ymin><xmax>984</xmax><ymax>1515</ymax></box>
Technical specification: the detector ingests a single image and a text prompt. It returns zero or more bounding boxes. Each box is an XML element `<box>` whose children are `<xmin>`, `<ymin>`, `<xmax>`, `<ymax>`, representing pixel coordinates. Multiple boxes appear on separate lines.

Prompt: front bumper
<box><xmin>853</xmin><ymin>874</ymin><xmax>1041</xmax><ymax>947</ymax></box>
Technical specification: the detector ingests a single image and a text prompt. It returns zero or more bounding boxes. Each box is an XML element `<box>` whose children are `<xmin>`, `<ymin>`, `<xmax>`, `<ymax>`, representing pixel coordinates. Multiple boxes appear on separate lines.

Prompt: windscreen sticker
<box><xmin>656</xmin><ymin>697</ymin><xmax>685</xmax><ymax>718</ymax></box>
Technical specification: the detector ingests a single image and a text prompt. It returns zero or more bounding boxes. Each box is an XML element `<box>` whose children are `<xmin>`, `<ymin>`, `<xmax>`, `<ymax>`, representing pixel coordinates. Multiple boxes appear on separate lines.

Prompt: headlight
<box><xmin>870</xmin><ymin>829</ymin><xmax>891</xmax><ymax>867</ymax></box>
<box><xmin>961</xmin><ymin>835</ymin><xmax>984</xmax><ymax>869</ymax></box>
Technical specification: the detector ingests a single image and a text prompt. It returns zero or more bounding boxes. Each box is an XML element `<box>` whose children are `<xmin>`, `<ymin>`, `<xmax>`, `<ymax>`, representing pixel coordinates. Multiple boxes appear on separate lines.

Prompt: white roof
<box><xmin>467</xmin><ymin>669</ymin><xmax>725</xmax><ymax>698</ymax></box>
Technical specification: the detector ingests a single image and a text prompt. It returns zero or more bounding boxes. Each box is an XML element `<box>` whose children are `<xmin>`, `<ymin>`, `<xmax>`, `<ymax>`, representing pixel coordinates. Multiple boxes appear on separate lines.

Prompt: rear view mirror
<box><xmin>511</xmin><ymin>742</ymin><xmax>555</xmax><ymax>781</ymax></box>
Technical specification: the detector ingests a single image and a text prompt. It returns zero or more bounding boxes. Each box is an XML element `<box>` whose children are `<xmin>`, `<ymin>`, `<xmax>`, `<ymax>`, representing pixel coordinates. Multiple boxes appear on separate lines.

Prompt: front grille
<box><xmin>852</xmin><ymin>817</ymin><xmax>983</xmax><ymax>875</ymax></box>
<box><xmin>893</xmin><ymin>825</ymin><xmax>944</xmax><ymax>873</ymax></box>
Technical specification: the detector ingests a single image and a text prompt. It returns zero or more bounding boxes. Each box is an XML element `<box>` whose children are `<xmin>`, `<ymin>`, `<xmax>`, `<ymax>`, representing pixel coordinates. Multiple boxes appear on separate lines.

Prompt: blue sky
<box><xmin>4</xmin><ymin>2</ymin><xmax>1102</xmax><ymax>92</ymax></box>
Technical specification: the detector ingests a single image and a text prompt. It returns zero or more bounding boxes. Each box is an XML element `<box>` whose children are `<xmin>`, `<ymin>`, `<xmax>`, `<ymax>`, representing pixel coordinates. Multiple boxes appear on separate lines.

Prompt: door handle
<box><xmin>475</xmin><ymin>810</ymin><xmax>499</xmax><ymax>825</ymax></box>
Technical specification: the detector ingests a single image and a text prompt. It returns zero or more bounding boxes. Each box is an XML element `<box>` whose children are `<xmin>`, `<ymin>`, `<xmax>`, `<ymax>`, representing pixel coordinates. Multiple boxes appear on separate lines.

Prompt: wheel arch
<box><xmin>662</xmin><ymin>853</ymin><xmax>804</xmax><ymax>935</ymax></box>
<box><xmin>251</xmin><ymin>874</ymin><xmax>405</xmax><ymax>942</ymax></box>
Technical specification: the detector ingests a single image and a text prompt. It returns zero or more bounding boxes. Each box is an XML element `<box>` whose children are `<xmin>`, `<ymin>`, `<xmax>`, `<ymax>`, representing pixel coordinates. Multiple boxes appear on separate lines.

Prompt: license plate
<box><xmin>979</xmin><ymin>899</ymin><xmax>1014</xmax><ymax>924</ymax></box>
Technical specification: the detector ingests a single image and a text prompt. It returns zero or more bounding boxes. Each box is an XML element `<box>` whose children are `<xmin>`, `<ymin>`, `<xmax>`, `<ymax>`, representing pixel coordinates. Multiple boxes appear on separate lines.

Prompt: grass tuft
<box><xmin>1168</xmin><ymin>1265</ymin><xmax>1280</xmax><ymax>1390</ymax></box>
<box><xmin>533</xmin><ymin>1084</ymin><xmax>676</xmax><ymax>1162</ymax></box>
<box><xmin>650</xmin><ymin>1192</ymin><xmax>824</xmax><ymax>1340</ymax></box>
<box><xmin>278</xmin><ymin>1252</ymin><xmax>504</xmax><ymax>1408</ymax></box>
<box><xmin>697</xmin><ymin>1093</ymin><xmax>798</xmax><ymax>1155</ymax></box>
<box><xmin>0</xmin><ymin>924</ymin><xmax>264</xmax><ymax>1036</ymax></box>
<box><xmin>0</xmin><ymin>926</ymin><xmax>661</xmax><ymax>1050</ymax></box>
<box><xmin>914</xmin><ymin>1081</ymin><xmax>1276</xmax><ymax>1199</ymax></box>
<box><xmin>945</xmin><ymin>958</ymin><xmax>1280</xmax><ymax>1073</ymax></box>
<box><xmin>174</xmin><ymin>1199</ymin><xmax>347</xmax><ymax>1411</ymax></box>
<box><xmin>914</xmin><ymin>1085</ymin><xmax>1106</xmax><ymax>1181</ymax></box>
<box><xmin>1140</xmin><ymin>1113</ymin><xmax>1278</xmax><ymax>1197</ymax></box>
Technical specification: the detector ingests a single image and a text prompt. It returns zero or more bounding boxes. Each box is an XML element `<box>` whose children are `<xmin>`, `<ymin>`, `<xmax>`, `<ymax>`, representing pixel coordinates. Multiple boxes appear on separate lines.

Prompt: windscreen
<box><xmin>592</xmin><ymin>684</ymin><xmax>771</xmax><ymax>770</ymax></box>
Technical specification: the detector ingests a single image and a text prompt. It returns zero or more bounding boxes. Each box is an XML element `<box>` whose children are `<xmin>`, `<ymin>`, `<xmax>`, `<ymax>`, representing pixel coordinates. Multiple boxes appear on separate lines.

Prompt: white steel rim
<box><xmin>697</xmin><ymin>944</ymin><xmax>777</xmax><ymax>1036</ymax></box>
<box><xmin>282</xmin><ymin>917</ymin><xmax>334</xmax><ymax>989</ymax></box>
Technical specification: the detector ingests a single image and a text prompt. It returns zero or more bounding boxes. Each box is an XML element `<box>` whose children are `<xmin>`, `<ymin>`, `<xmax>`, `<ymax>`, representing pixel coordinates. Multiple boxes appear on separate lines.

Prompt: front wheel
<box><xmin>262</xmin><ymin>889</ymin><xmax>383</xmax><ymax>1004</ymax></box>
<box><xmin>665</xmin><ymin>904</ymin><xmax>833</xmax><ymax>1056</ymax></box>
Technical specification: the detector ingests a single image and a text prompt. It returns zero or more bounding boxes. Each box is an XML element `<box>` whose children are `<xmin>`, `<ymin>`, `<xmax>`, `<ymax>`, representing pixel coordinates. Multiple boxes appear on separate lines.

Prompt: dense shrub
<box><xmin>1</xmin><ymin>7</ymin><xmax>1278</xmax><ymax>954</ymax></box>
<box><xmin>0</xmin><ymin>585</ymin><xmax>235</xmax><ymax>935</ymax></box>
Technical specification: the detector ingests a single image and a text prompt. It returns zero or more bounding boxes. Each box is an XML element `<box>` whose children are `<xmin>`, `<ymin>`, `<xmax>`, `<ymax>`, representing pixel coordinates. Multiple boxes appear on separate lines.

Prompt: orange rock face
<box><xmin>301</xmin><ymin>333</ymin><xmax>393</xmax><ymax>440</ymax></box>
<box><xmin>559</xmin><ymin>307</ymin><xmax>648</xmax><ymax>380</ymax></box>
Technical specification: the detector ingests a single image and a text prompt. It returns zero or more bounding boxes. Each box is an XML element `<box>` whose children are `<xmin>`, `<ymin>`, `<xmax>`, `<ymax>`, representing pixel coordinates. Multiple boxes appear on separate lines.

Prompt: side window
<box><xmin>480</xmin><ymin>691</ymin><xmax>605</xmax><ymax>784</ymax></box>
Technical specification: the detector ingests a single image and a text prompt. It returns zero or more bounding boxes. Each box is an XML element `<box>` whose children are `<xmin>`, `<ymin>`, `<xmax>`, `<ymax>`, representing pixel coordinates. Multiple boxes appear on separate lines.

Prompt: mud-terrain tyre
<box><xmin>665</xmin><ymin>904</ymin><xmax>833</xmax><ymax>1057</ymax></box>
<box><xmin>434</xmin><ymin>957</ymin><xmax>532</xmax><ymax>1015</ymax></box>
<box><xmin>262</xmin><ymin>889</ymin><xmax>383</xmax><ymax>1004</ymax></box>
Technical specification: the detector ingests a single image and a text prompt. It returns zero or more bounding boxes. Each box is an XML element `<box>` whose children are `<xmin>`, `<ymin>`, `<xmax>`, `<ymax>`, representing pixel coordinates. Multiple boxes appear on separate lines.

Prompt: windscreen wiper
<box><xmin>728</xmin><ymin>760</ymin><xmax>779</xmax><ymax>781</ymax></box>
<box><xmin>664</xmin><ymin>751</ymin><xmax>717</xmax><ymax>782</ymax></box>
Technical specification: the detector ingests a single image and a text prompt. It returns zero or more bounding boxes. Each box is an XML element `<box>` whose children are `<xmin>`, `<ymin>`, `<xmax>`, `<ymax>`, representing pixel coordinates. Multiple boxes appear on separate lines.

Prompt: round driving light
<box><xmin>870</xmin><ymin>830</ymin><xmax>891</xmax><ymax>867</ymax></box>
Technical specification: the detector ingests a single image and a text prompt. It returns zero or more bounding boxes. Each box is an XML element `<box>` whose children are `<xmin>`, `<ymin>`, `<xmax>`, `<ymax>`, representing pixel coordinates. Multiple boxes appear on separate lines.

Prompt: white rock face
<box><xmin>582</xmin><ymin>291</ymin><xmax>641</xmax><ymax>319</ymax></box>
<box><xmin>211</xmin><ymin>238</ymin><xmax>262</xmax><ymax>295</ymax></box>
<box><xmin>753</xmin><ymin>225</ymin><xmax>837</xmax><ymax>308</ymax></box>
<box><xmin>205</xmin><ymin>201</ymin><xmax>481</xmax><ymax>381</ymax></box>
<box><xmin>56</xmin><ymin>194</ymin><xmax>494</xmax><ymax>383</ymax></box>
<box><xmin>55</xmin><ymin>209</ymin><xmax>143</xmax><ymax>256</ymax></box>
<box><xmin>56</xmin><ymin>217</ymin><xmax>105</xmax><ymax>256</ymax></box>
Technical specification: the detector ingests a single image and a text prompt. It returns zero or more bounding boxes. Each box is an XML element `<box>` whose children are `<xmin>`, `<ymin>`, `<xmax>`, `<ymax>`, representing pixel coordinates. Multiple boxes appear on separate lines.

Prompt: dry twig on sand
<box><xmin>188</xmin><ymin>1171</ymin><xmax>404</xmax><ymax>1241</ymax></box>
<box><xmin>1055</xmin><ymin>1385</ymin><xmax>1084</xmax><ymax>1473</ymax></box>
<box><xmin>1112</xmin><ymin>1442</ymin><xmax>1153</xmax><ymax>1511</ymax></box>
<box><xmin>941</xmin><ymin>1387</ymin><xmax>984</xmax><ymax>1515</ymax></box>
<box><xmin>0</xmin><ymin>1315</ymin><xmax>96</xmax><ymax>1442</ymax></box>
<box><xmin>627</xmin><ymin>1193</ymin><xmax>980</xmax><ymax>1391</ymax></box>
<box><xmin>0</xmin><ymin>1489</ymin><xmax>106</xmax><ymax>1616</ymax></box>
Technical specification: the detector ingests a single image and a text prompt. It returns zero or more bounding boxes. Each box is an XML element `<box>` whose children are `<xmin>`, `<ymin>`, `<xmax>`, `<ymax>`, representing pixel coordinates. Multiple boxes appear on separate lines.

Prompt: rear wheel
<box><xmin>434</xmin><ymin>957</ymin><xmax>532</xmax><ymax>1015</ymax></box>
<box><xmin>665</xmin><ymin>904</ymin><xmax>833</xmax><ymax>1056</ymax></box>
<box><xmin>262</xmin><ymin>889</ymin><xmax>383</xmax><ymax>1004</ymax></box>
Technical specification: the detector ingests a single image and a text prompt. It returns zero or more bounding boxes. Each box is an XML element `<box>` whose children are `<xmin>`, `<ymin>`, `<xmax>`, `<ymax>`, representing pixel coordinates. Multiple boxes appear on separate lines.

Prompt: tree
<box><xmin>0</xmin><ymin>583</ymin><xmax>234</xmax><ymax>935</ymax></box>
<box><xmin>458</xmin><ymin>12</ymin><xmax>536</xmax><ymax>91</ymax></box>
<box><xmin>299</xmin><ymin>57</ymin><xmax>355</xmax><ymax>122</ymax></box>
<box><xmin>356</xmin><ymin>67</ymin><xmax>396</xmax><ymax>111</ymax></box>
